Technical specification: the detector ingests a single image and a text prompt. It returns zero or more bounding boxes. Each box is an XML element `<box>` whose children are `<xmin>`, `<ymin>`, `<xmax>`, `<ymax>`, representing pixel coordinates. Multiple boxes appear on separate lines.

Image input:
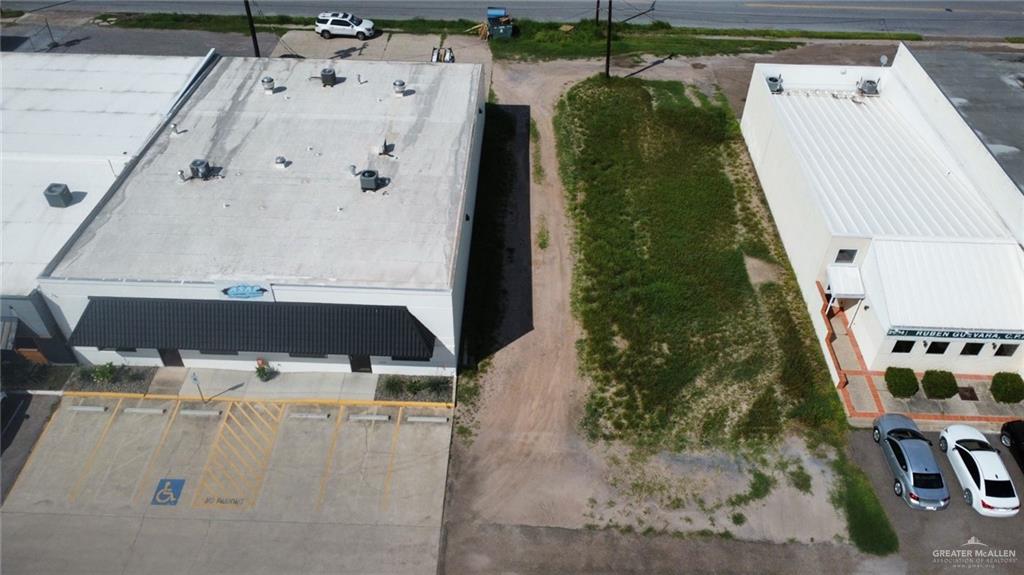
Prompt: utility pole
<box><xmin>595</xmin><ymin>1</ymin><xmax>601</xmax><ymax>26</ymax></box>
<box><xmin>243</xmin><ymin>0</ymin><xmax>260</xmax><ymax>57</ymax></box>
<box><xmin>605</xmin><ymin>0</ymin><xmax>613</xmax><ymax>78</ymax></box>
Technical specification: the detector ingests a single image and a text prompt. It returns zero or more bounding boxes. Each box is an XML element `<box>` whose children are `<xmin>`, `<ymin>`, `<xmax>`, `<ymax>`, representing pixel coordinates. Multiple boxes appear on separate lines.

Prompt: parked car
<box><xmin>939</xmin><ymin>424</ymin><xmax>1020</xmax><ymax>517</ymax></box>
<box><xmin>872</xmin><ymin>414</ymin><xmax>950</xmax><ymax>510</ymax></box>
<box><xmin>315</xmin><ymin>12</ymin><xmax>375</xmax><ymax>40</ymax></box>
<box><xmin>1000</xmin><ymin>420</ymin><xmax>1024</xmax><ymax>474</ymax></box>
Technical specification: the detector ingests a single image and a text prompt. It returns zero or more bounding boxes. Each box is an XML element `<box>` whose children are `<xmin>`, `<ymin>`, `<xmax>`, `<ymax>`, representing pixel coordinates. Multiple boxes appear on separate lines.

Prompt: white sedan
<box><xmin>939</xmin><ymin>424</ymin><xmax>1020</xmax><ymax>517</ymax></box>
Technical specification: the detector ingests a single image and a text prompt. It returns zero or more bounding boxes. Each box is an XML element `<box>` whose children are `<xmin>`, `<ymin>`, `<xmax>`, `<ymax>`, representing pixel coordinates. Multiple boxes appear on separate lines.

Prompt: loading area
<box><xmin>1</xmin><ymin>395</ymin><xmax>452</xmax><ymax>575</ymax></box>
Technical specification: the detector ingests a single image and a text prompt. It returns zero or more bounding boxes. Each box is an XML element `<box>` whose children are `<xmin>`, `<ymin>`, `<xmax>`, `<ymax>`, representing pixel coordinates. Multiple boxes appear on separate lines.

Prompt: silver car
<box><xmin>873</xmin><ymin>414</ymin><xmax>950</xmax><ymax>510</ymax></box>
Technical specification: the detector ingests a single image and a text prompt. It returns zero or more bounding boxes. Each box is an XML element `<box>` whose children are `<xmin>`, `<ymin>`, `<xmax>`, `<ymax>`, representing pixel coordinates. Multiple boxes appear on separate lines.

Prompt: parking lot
<box><xmin>1</xmin><ymin>395</ymin><xmax>452</xmax><ymax>575</ymax></box>
<box><xmin>850</xmin><ymin>428</ymin><xmax>1024</xmax><ymax>574</ymax></box>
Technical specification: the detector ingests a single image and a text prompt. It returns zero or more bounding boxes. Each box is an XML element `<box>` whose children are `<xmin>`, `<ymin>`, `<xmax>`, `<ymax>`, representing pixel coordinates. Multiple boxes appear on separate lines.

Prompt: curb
<box><xmin>4</xmin><ymin>389</ymin><xmax>64</xmax><ymax>397</ymax></box>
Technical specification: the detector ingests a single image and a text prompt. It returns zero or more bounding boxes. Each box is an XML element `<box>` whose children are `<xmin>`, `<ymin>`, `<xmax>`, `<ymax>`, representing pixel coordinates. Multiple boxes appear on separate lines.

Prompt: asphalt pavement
<box><xmin>5</xmin><ymin>1</ymin><xmax>1024</xmax><ymax>38</ymax></box>
<box><xmin>1</xmin><ymin>393</ymin><xmax>59</xmax><ymax>503</ymax></box>
<box><xmin>849</xmin><ymin>428</ymin><xmax>1024</xmax><ymax>574</ymax></box>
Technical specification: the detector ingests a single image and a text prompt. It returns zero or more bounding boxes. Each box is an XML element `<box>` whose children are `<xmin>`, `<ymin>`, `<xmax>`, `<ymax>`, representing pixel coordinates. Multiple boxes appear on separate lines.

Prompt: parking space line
<box><xmin>227</xmin><ymin>411</ymin><xmax>269</xmax><ymax>451</ymax></box>
<box><xmin>210</xmin><ymin>446</ymin><xmax>260</xmax><ymax>488</ymax></box>
<box><xmin>316</xmin><ymin>405</ymin><xmax>346</xmax><ymax>512</ymax></box>
<box><xmin>222</xmin><ymin>422</ymin><xmax>265</xmax><ymax>462</ymax></box>
<box><xmin>380</xmin><ymin>406</ymin><xmax>404</xmax><ymax>511</ymax></box>
<box><xmin>191</xmin><ymin>404</ymin><xmax>232</xmax><ymax>507</ymax></box>
<box><xmin>68</xmin><ymin>398</ymin><xmax>123</xmax><ymax>503</ymax></box>
<box><xmin>7</xmin><ymin>398</ymin><xmax>62</xmax><ymax>496</ymax></box>
<box><xmin>239</xmin><ymin>402</ymin><xmax>275</xmax><ymax>436</ymax></box>
<box><xmin>232</xmin><ymin>405</ymin><xmax>272</xmax><ymax>442</ymax></box>
<box><xmin>131</xmin><ymin>400</ymin><xmax>181</xmax><ymax>505</ymax></box>
<box><xmin>247</xmin><ymin>403</ymin><xmax>287</xmax><ymax>509</ymax></box>
<box><xmin>214</xmin><ymin>435</ymin><xmax>258</xmax><ymax>473</ymax></box>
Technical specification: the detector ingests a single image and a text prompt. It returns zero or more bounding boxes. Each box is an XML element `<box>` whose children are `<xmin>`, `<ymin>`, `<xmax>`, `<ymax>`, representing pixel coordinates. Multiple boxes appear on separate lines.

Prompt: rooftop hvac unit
<box><xmin>44</xmin><ymin>182</ymin><xmax>73</xmax><ymax>208</ymax></box>
<box><xmin>360</xmin><ymin>170</ymin><xmax>380</xmax><ymax>192</ymax></box>
<box><xmin>321</xmin><ymin>68</ymin><xmax>336</xmax><ymax>88</ymax></box>
<box><xmin>859</xmin><ymin>79</ymin><xmax>879</xmax><ymax>96</ymax></box>
<box><xmin>190</xmin><ymin>159</ymin><xmax>211</xmax><ymax>180</ymax></box>
<box><xmin>393</xmin><ymin>79</ymin><xmax>406</xmax><ymax>96</ymax></box>
<box><xmin>261</xmin><ymin>76</ymin><xmax>275</xmax><ymax>94</ymax></box>
<box><xmin>766</xmin><ymin>75</ymin><xmax>783</xmax><ymax>94</ymax></box>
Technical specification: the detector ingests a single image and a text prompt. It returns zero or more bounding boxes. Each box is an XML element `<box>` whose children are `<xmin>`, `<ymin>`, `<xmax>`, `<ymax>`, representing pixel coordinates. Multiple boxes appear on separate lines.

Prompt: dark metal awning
<box><xmin>69</xmin><ymin>298</ymin><xmax>436</xmax><ymax>360</ymax></box>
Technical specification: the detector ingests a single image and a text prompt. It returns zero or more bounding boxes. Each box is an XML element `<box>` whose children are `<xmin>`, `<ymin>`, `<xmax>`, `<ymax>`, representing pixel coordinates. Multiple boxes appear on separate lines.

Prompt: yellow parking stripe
<box><xmin>214</xmin><ymin>436</ymin><xmax>258</xmax><ymax>473</ymax></box>
<box><xmin>61</xmin><ymin>391</ymin><xmax>453</xmax><ymax>409</ymax></box>
<box><xmin>240</xmin><ymin>402</ymin><xmax>275</xmax><ymax>434</ymax></box>
<box><xmin>191</xmin><ymin>404</ymin><xmax>232</xmax><ymax>507</ymax></box>
<box><xmin>131</xmin><ymin>401</ymin><xmax>181</xmax><ymax>505</ymax></box>
<box><xmin>316</xmin><ymin>406</ymin><xmax>346</xmax><ymax>512</ymax></box>
<box><xmin>68</xmin><ymin>399</ymin><xmax>123</xmax><ymax>503</ymax></box>
<box><xmin>380</xmin><ymin>406</ymin><xmax>404</xmax><ymax>511</ymax></box>
<box><xmin>222</xmin><ymin>422</ymin><xmax>265</xmax><ymax>462</ymax></box>
<box><xmin>7</xmin><ymin>398</ymin><xmax>63</xmax><ymax>497</ymax></box>
<box><xmin>233</xmin><ymin>405</ymin><xmax>273</xmax><ymax>441</ymax></box>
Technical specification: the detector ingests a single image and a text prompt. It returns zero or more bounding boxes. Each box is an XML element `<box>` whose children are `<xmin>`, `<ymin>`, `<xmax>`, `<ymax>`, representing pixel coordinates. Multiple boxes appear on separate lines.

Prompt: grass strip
<box><xmin>833</xmin><ymin>455</ymin><xmax>900</xmax><ymax>555</ymax></box>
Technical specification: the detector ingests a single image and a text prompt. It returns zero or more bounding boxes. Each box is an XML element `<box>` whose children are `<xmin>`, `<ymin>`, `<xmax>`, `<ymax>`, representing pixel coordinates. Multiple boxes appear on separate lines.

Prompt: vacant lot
<box><xmin>2</xmin><ymin>396</ymin><xmax>452</xmax><ymax>574</ymax></box>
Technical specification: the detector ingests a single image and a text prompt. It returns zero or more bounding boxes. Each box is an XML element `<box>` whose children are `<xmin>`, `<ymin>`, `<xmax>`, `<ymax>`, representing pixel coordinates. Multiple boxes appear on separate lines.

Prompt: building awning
<box><xmin>827</xmin><ymin>264</ymin><xmax>865</xmax><ymax>299</ymax></box>
<box><xmin>0</xmin><ymin>317</ymin><xmax>18</xmax><ymax>351</ymax></box>
<box><xmin>69</xmin><ymin>298</ymin><xmax>436</xmax><ymax>360</ymax></box>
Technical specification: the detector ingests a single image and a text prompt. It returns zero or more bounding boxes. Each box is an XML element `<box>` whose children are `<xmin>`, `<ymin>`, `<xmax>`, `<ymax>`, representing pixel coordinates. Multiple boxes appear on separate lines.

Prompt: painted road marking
<box><xmin>316</xmin><ymin>405</ymin><xmax>346</xmax><ymax>512</ymax></box>
<box><xmin>132</xmin><ymin>401</ymin><xmax>181</xmax><ymax>506</ymax></box>
<box><xmin>193</xmin><ymin>401</ymin><xmax>285</xmax><ymax>509</ymax></box>
<box><xmin>68</xmin><ymin>398</ymin><xmax>122</xmax><ymax>503</ymax></box>
<box><xmin>380</xmin><ymin>406</ymin><xmax>404</xmax><ymax>511</ymax></box>
<box><xmin>151</xmin><ymin>478</ymin><xmax>185</xmax><ymax>505</ymax></box>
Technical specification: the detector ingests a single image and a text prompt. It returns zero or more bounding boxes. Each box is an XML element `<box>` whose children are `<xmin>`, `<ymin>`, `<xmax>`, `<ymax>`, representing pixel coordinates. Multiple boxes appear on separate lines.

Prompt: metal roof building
<box><xmin>37</xmin><ymin>55</ymin><xmax>485</xmax><ymax>376</ymax></box>
<box><xmin>1</xmin><ymin>53</ymin><xmax>211</xmax><ymax>362</ymax></box>
<box><xmin>742</xmin><ymin>44</ymin><xmax>1024</xmax><ymax>378</ymax></box>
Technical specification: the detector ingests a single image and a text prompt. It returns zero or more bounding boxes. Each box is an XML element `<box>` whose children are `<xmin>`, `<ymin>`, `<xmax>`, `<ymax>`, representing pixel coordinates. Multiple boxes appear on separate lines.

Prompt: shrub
<box><xmin>921</xmin><ymin>370</ymin><xmax>958</xmax><ymax>399</ymax></box>
<box><xmin>382</xmin><ymin>376</ymin><xmax>405</xmax><ymax>396</ymax></box>
<box><xmin>91</xmin><ymin>362</ymin><xmax>118</xmax><ymax>384</ymax></box>
<box><xmin>990</xmin><ymin>372</ymin><xmax>1024</xmax><ymax>404</ymax></box>
<box><xmin>884</xmin><ymin>367</ymin><xmax>918</xmax><ymax>398</ymax></box>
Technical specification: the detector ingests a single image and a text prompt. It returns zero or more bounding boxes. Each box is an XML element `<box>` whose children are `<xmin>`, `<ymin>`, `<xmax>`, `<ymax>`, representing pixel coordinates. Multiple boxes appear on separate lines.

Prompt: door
<box><xmin>330</xmin><ymin>19</ymin><xmax>353</xmax><ymax>36</ymax></box>
<box><xmin>158</xmin><ymin>349</ymin><xmax>184</xmax><ymax>367</ymax></box>
<box><xmin>349</xmin><ymin>355</ymin><xmax>372</xmax><ymax>373</ymax></box>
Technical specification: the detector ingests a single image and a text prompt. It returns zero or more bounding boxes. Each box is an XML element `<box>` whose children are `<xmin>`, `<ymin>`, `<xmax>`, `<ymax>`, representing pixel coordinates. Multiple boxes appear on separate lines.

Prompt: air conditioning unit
<box><xmin>190</xmin><ymin>159</ymin><xmax>211</xmax><ymax>180</ymax></box>
<box><xmin>766</xmin><ymin>75</ymin><xmax>783</xmax><ymax>94</ymax></box>
<box><xmin>321</xmin><ymin>68</ymin><xmax>337</xmax><ymax>88</ymax></box>
<box><xmin>44</xmin><ymin>183</ymin><xmax>73</xmax><ymax>208</ymax></box>
<box><xmin>360</xmin><ymin>170</ymin><xmax>380</xmax><ymax>192</ymax></box>
<box><xmin>859</xmin><ymin>79</ymin><xmax>879</xmax><ymax>96</ymax></box>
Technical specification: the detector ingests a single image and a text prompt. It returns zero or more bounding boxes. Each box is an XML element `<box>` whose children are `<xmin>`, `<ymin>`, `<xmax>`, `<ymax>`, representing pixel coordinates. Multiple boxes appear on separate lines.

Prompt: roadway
<box><xmin>5</xmin><ymin>1</ymin><xmax>1024</xmax><ymax>38</ymax></box>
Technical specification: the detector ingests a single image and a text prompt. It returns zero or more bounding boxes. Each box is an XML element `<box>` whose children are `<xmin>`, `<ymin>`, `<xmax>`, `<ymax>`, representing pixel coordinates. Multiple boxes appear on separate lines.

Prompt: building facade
<box><xmin>741</xmin><ymin>44</ymin><xmax>1024</xmax><ymax>379</ymax></box>
<box><xmin>39</xmin><ymin>56</ymin><xmax>486</xmax><ymax>376</ymax></box>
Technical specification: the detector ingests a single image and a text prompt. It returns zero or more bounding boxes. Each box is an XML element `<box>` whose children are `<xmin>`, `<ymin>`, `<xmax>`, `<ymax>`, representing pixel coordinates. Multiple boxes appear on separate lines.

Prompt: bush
<box><xmin>884</xmin><ymin>367</ymin><xmax>918</xmax><ymax>398</ymax></box>
<box><xmin>91</xmin><ymin>362</ymin><xmax>118</xmax><ymax>384</ymax></box>
<box><xmin>990</xmin><ymin>372</ymin><xmax>1024</xmax><ymax>404</ymax></box>
<box><xmin>921</xmin><ymin>370</ymin><xmax>958</xmax><ymax>399</ymax></box>
<box><xmin>383</xmin><ymin>376</ymin><xmax>405</xmax><ymax>396</ymax></box>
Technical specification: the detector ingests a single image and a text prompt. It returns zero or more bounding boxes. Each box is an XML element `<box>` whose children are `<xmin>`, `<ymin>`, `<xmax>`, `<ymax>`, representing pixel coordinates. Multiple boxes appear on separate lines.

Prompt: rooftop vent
<box><xmin>360</xmin><ymin>170</ymin><xmax>380</xmax><ymax>192</ymax></box>
<box><xmin>321</xmin><ymin>68</ymin><xmax>336</xmax><ymax>88</ymax></box>
<box><xmin>261</xmin><ymin>76</ymin><xmax>275</xmax><ymax>94</ymax></box>
<box><xmin>766</xmin><ymin>75</ymin><xmax>783</xmax><ymax>94</ymax></box>
<box><xmin>190</xmin><ymin>159</ymin><xmax>212</xmax><ymax>180</ymax></box>
<box><xmin>859</xmin><ymin>78</ymin><xmax>879</xmax><ymax>96</ymax></box>
<box><xmin>393</xmin><ymin>79</ymin><xmax>406</xmax><ymax>97</ymax></box>
<box><xmin>44</xmin><ymin>183</ymin><xmax>73</xmax><ymax>208</ymax></box>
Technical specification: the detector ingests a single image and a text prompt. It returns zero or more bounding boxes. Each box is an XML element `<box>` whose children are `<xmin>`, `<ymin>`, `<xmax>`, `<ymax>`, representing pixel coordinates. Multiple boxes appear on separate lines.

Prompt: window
<box><xmin>338</xmin><ymin>19</ymin><xmax>352</xmax><ymax>27</ymax></box>
<box><xmin>835</xmin><ymin>249</ymin><xmax>858</xmax><ymax>264</ymax></box>
<box><xmin>289</xmin><ymin>353</ymin><xmax>327</xmax><ymax>359</ymax></box>
<box><xmin>960</xmin><ymin>342</ymin><xmax>983</xmax><ymax>356</ymax></box>
<box><xmin>351</xmin><ymin>16</ymin><xmax>363</xmax><ymax>25</ymax></box>
<box><xmin>330</xmin><ymin>19</ymin><xmax>345</xmax><ymax>26</ymax></box>
<box><xmin>926</xmin><ymin>341</ymin><xmax>949</xmax><ymax>355</ymax></box>
<box><xmin>995</xmin><ymin>344</ymin><xmax>1019</xmax><ymax>357</ymax></box>
<box><xmin>199</xmin><ymin>350</ymin><xmax>238</xmax><ymax>356</ymax></box>
<box><xmin>887</xmin><ymin>438</ymin><xmax>907</xmax><ymax>471</ymax></box>
<box><xmin>316</xmin><ymin>18</ymin><xmax>328</xmax><ymax>24</ymax></box>
<box><xmin>913</xmin><ymin>473</ymin><xmax>943</xmax><ymax>489</ymax></box>
<box><xmin>892</xmin><ymin>340</ymin><xmax>915</xmax><ymax>353</ymax></box>
<box><xmin>956</xmin><ymin>447</ymin><xmax>981</xmax><ymax>488</ymax></box>
<box><xmin>985</xmin><ymin>480</ymin><xmax>1016</xmax><ymax>499</ymax></box>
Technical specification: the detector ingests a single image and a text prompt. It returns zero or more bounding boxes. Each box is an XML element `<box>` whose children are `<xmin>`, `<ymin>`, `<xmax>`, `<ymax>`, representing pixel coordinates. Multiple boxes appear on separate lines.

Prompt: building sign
<box><xmin>221</xmin><ymin>284</ymin><xmax>268</xmax><ymax>299</ymax></box>
<box><xmin>888</xmin><ymin>328</ymin><xmax>1024</xmax><ymax>341</ymax></box>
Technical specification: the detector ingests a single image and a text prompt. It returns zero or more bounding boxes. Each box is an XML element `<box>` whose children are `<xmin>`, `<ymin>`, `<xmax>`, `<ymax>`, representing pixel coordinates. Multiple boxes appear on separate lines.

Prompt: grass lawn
<box><xmin>554</xmin><ymin>76</ymin><xmax>896</xmax><ymax>554</ymax></box>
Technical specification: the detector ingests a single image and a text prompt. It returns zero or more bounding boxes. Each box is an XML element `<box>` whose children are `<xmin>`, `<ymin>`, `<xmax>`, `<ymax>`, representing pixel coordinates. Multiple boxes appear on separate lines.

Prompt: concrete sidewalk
<box><xmin>150</xmin><ymin>367</ymin><xmax>378</xmax><ymax>402</ymax></box>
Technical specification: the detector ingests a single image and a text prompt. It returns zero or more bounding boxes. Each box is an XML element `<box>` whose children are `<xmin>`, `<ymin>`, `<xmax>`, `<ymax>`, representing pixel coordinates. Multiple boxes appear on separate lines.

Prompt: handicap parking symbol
<box><xmin>151</xmin><ymin>478</ymin><xmax>185</xmax><ymax>506</ymax></box>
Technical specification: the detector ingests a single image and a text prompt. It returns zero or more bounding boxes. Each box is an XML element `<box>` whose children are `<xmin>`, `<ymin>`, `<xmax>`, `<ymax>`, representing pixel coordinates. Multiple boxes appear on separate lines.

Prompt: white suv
<box><xmin>315</xmin><ymin>12</ymin><xmax>375</xmax><ymax>40</ymax></box>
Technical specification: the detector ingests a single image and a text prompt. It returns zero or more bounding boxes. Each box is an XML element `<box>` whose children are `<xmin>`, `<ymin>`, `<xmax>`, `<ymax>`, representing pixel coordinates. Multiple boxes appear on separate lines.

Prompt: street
<box><xmin>4</xmin><ymin>1</ymin><xmax>1024</xmax><ymax>38</ymax></box>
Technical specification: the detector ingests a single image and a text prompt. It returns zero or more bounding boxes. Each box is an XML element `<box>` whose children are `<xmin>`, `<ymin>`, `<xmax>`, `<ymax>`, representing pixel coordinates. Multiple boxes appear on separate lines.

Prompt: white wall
<box><xmin>76</xmin><ymin>347</ymin><xmax>163</xmax><ymax>367</ymax></box>
<box><xmin>742</xmin><ymin>68</ymin><xmax>838</xmax><ymax>381</ymax></box>
<box><xmin>868</xmin><ymin>337</ymin><xmax>1024</xmax><ymax>375</ymax></box>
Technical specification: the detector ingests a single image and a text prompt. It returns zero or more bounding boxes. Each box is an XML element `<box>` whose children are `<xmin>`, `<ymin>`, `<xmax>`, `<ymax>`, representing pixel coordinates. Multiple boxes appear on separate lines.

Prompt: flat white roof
<box><xmin>1</xmin><ymin>53</ymin><xmax>206</xmax><ymax>296</ymax></box>
<box><xmin>51</xmin><ymin>57</ymin><xmax>484</xmax><ymax>291</ymax></box>
<box><xmin>826</xmin><ymin>264</ymin><xmax>864</xmax><ymax>299</ymax></box>
<box><xmin>862</xmin><ymin>239</ymin><xmax>1024</xmax><ymax>334</ymax></box>
<box><xmin>756</xmin><ymin>57</ymin><xmax>1010</xmax><ymax>240</ymax></box>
